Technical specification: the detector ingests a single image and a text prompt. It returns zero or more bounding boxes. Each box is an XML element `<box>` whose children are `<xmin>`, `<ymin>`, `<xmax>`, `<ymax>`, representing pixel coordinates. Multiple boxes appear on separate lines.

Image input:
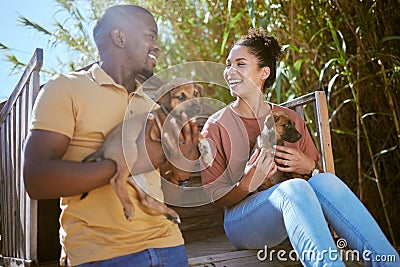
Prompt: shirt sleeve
<box><xmin>30</xmin><ymin>75</ymin><xmax>76</xmax><ymax>139</ymax></box>
<box><xmin>201</xmin><ymin>119</ymin><xmax>236</xmax><ymax>202</ymax></box>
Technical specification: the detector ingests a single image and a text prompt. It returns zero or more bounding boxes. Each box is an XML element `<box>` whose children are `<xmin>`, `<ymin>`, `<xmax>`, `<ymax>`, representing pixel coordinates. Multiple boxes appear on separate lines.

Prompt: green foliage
<box><xmin>263</xmin><ymin>0</ymin><xmax>400</xmax><ymax>246</ymax></box>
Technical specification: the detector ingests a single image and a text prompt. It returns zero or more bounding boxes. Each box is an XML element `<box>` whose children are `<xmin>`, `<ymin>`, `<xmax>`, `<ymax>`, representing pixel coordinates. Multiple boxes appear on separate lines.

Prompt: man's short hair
<box><xmin>93</xmin><ymin>5</ymin><xmax>152</xmax><ymax>45</ymax></box>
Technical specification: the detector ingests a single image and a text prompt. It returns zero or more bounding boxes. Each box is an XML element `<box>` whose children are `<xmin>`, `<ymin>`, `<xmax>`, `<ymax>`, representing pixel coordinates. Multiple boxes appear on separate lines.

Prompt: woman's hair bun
<box><xmin>235</xmin><ymin>28</ymin><xmax>282</xmax><ymax>91</ymax></box>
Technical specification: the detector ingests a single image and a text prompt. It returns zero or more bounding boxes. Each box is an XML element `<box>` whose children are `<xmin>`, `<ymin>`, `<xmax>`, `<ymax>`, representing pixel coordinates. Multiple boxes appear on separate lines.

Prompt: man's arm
<box><xmin>23</xmin><ymin>129</ymin><xmax>117</xmax><ymax>199</ymax></box>
<box><xmin>23</xmin><ymin>116</ymin><xmax>169</xmax><ymax>200</ymax></box>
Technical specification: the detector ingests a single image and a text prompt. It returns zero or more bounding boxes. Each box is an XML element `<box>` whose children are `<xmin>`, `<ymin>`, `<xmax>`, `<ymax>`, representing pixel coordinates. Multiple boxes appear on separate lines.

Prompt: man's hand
<box><xmin>133</xmin><ymin>113</ymin><xmax>167</xmax><ymax>173</ymax></box>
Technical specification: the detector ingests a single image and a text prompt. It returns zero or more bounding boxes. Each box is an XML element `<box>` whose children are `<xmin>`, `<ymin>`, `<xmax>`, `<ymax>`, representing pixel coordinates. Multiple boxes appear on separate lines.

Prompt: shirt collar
<box><xmin>88</xmin><ymin>63</ymin><xmax>145</xmax><ymax>97</ymax></box>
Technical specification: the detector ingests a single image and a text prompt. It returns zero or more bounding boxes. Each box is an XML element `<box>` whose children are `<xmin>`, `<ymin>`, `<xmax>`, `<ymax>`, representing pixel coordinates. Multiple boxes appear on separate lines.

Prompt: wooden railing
<box><xmin>0</xmin><ymin>48</ymin><xmax>43</xmax><ymax>266</ymax></box>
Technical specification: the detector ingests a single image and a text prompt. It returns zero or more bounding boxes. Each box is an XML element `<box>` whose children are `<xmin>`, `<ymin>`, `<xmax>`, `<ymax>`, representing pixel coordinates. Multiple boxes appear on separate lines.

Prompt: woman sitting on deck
<box><xmin>200</xmin><ymin>28</ymin><xmax>399</xmax><ymax>267</ymax></box>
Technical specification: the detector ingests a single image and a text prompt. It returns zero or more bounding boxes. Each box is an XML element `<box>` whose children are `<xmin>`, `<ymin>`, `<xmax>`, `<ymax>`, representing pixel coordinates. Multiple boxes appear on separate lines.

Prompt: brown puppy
<box><xmin>83</xmin><ymin>78</ymin><xmax>212</xmax><ymax>223</ymax></box>
<box><xmin>256</xmin><ymin>111</ymin><xmax>302</xmax><ymax>190</ymax></box>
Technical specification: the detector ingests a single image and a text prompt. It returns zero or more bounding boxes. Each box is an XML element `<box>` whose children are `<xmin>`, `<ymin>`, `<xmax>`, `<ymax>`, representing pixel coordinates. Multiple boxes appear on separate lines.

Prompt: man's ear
<box><xmin>261</xmin><ymin>66</ymin><xmax>271</xmax><ymax>80</ymax></box>
<box><xmin>111</xmin><ymin>29</ymin><xmax>126</xmax><ymax>48</ymax></box>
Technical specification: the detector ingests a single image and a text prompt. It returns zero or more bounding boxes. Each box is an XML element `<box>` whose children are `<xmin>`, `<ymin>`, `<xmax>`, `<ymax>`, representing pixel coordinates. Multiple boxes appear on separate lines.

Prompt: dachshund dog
<box><xmin>82</xmin><ymin>78</ymin><xmax>212</xmax><ymax>223</ymax></box>
<box><xmin>256</xmin><ymin>111</ymin><xmax>302</xmax><ymax>190</ymax></box>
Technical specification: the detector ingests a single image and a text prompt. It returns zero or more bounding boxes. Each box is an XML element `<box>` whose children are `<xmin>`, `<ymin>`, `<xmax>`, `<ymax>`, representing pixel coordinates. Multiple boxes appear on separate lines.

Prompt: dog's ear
<box><xmin>272</xmin><ymin>112</ymin><xmax>282</xmax><ymax>124</ymax></box>
<box><xmin>272</xmin><ymin>111</ymin><xmax>289</xmax><ymax>125</ymax></box>
<box><xmin>157</xmin><ymin>89</ymin><xmax>171</xmax><ymax>108</ymax></box>
<box><xmin>195</xmin><ymin>83</ymin><xmax>205</xmax><ymax>97</ymax></box>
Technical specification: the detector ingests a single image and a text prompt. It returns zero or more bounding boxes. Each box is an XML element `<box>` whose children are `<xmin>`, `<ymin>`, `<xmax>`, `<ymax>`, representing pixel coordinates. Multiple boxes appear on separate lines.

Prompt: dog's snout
<box><xmin>193</xmin><ymin>103</ymin><xmax>202</xmax><ymax>113</ymax></box>
<box><xmin>282</xmin><ymin>128</ymin><xmax>302</xmax><ymax>143</ymax></box>
<box><xmin>184</xmin><ymin>101</ymin><xmax>202</xmax><ymax>118</ymax></box>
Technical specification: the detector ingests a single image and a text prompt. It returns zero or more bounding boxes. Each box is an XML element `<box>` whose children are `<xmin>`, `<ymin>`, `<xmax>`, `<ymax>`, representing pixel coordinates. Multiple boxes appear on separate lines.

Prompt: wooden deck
<box><xmin>186</xmin><ymin>234</ymin><xmax>302</xmax><ymax>266</ymax></box>
<box><xmin>185</xmin><ymin>234</ymin><xmax>365</xmax><ymax>267</ymax></box>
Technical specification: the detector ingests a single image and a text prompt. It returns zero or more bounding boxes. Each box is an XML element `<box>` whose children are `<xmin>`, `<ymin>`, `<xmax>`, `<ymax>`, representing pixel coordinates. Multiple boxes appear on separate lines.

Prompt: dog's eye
<box><xmin>194</xmin><ymin>91</ymin><xmax>198</xmax><ymax>97</ymax></box>
<box><xmin>174</xmin><ymin>93</ymin><xmax>186</xmax><ymax>101</ymax></box>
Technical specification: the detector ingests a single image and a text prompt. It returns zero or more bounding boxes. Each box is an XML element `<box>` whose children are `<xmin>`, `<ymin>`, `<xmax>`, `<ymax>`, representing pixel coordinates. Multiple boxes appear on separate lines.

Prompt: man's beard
<box><xmin>141</xmin><ymin>68</ymin><xmax>154</xmax><ymax>79</ymax></box>
<box><xmin>141</xmin><ymin>60</ymin><xmax>155</xmax><ymax>79</ymax></box>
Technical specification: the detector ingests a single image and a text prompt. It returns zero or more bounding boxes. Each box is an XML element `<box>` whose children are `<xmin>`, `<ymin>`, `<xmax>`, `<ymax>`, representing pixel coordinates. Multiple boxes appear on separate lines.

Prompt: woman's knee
<box><xmin>309</xmin><ymin>172</ymin><xmax>340</xmax><ymax>184</ymax></box>
<box><xmin>309</xmin><ymin>173</ymin><xmax>345</xmax><ymax>189</ymax></box>
<box><xmin>308</xmin><ymin>172</ymin><xmax>353</xmax><ymax>200</ymax></box>
<box><xmin>278</xmin><ymin>178</ymin><xmax>313</xmax><ymax>195</ymax></box>
<box><xmin>276</xmin><ymin>178</ymin><xmax>318</xmax><ymax>203</ymax></box>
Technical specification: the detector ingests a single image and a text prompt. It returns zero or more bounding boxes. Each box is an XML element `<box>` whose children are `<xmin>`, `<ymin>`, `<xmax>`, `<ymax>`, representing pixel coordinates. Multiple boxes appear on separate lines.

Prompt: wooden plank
<box><xmin>174</xmin><ymin>204</ymin><xmax>223</xmax><ymax>218</ymax></box>
<box><xmin>186</xmin><ymin>234</ymin><xmax>235</xmax><ymax>258</ymax></box>
<box><xmin>294</xmin><ymin>106</ymin><xmax>305</xmax><ymax>120</ymax></box>
<box><xmin>188</xmin><ymin>250</ymin><xmax>259</xmax><ymax>266</ymax></box>
<box><xmin>15</xmin><ymin>96</ymin><xmax>21</xmax><ymax>259</ymax></box>
<box><xmin>16</xmin><ymin>94</ymin><xmax>24</xmax><ymax>259</ymax></box>
<box><xmin>189</xmin><ymin>246</ymin><xmax>302</xmax><ymax>267</ymax></box>
<box><xmin>314</xmin><ymin>92</ymin><xmax>335</xmax><ymax>174</ymax></box>
<box><xmin>179</xmin><ymin>213</ymin><xmax>223</xmax><ymax>232</ymax></box>
<box><xmin>18</xmin><ymin>91</ymin><xmax>26</xmax><ymax>260</ymax></box>
<box><xmin>183</xmin><ymin>225</ymin><xmax>225</xmax><ymax>244</ymax></box>
<box><xmin>5</xmin><ymin>117</ymin><xmax>11</xmax><ymax>256</ymax></box>
<box><xmin>186</xmin><ymin>234</ymin><xmax>362</xmax><ymax>267</ymax></box>
<box><xmin>173</xmin><ymin>203</ymin><xmax>224</xmax><ymax>243</ymax></box>
<box><xmin>190</xmin><ymin>254</ymin><xmax>301</xmax><ymax>267</ymax></box>
<box><xmin>281</xmin><ymin>92</ymin><xmax>316</xmax><ymax>109</ymax></box>
<box><xmin>0</xmin><ymin>124</ymin><xmax>8</xmax><ymax>256</ymax></box>
<box><xmin>10</xmin><ymin>94</ymin><xmax>18</xmax><ymax>259</ymax></box>
<box><xmin>26</xmin><ymin>70</ymin><xmax>40</xmax><ymax>262</ymax></box>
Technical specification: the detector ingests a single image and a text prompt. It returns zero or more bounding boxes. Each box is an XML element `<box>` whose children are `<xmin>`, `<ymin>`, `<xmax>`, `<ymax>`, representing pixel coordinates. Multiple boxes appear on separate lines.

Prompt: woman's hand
<box><xmin>240</xmin><ymin>147</ymin><xmax>277</xmax><ymax>192</ymax></box>
<box><xmin>274</xmin><ymin>145</ymin><xmax>314</xmax><ymax>176</ymax></box>
<box><xmin>213</xmin><ymin>147</ymin><xmax>278</xmax><ymax>207</ymax></box>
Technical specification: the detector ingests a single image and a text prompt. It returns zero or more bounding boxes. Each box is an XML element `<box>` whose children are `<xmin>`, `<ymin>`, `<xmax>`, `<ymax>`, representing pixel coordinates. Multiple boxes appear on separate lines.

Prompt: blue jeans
<box><xmin>75</xmin><ymin>245</ymin><xmax>188</xmax><ymax>267</ymax></box>
<box><xmin>224</xmin><ymin>173</ymin><xmax>399</xmax><ymax>267</ymax></box>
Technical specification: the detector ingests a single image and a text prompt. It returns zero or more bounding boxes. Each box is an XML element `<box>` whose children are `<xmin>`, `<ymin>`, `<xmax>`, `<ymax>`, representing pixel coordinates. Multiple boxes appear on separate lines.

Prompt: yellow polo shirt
<box><xmin>30</xmin><ymin>64</ymin><xmax>183</xmax><ymax>266</ymax></box>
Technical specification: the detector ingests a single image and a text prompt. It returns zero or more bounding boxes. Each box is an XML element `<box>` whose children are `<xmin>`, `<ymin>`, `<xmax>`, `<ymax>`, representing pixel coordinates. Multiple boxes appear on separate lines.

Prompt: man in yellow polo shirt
<box><xmin>23</xmin><ymin>5</ymin><xmax>199</xmax><ymax>267</ymax></box>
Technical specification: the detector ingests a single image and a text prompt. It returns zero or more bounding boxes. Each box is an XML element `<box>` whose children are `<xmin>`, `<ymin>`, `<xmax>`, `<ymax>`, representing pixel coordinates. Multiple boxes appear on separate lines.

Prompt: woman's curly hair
<box><xmin>235</xmin><ymin>28</ymin><xmax>282</xmax><ymax>92</ymax></box>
